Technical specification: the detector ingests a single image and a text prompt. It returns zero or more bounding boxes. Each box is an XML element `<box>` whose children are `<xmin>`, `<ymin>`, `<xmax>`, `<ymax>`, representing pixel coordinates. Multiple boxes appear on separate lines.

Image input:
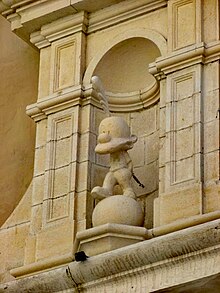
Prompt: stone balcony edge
<box><xmin>1</xmin><ymin>216</ymin><xmax>220</xmax><ymax>292</ymax></box>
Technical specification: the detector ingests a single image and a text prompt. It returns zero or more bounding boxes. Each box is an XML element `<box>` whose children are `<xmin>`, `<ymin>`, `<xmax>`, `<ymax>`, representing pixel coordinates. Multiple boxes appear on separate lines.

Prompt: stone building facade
<box><xmin>0</xmin><ymin>0</ymin><xmax>220</xmax><ymax>292</ymax></box>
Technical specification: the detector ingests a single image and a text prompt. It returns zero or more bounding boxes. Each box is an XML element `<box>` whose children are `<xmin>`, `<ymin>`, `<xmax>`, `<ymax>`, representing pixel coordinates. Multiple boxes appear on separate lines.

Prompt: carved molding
<box><xmin>164</xmin><ymin>65</ymin><xmax>202</xmax><ymax>192</ymax></box>
<box><xmin>43</xmin><ymin>108</ymin><xmax>79</xmax><ymax>225</ymax></box>
<box><xmin>88</xmin><ymin>0</ymin><xmax>167</xmax><ymax>34</ymax></box>
<box><xmin>149</xmin><ymin>41</ymin><xmax>220</xmax><ymax>78</ymax></box>
<box><xmin>26</xmin><ymin>85</ymin><xmax>83</xmax><ymax>121</ymax></box>
<box><xmin>167</xmin><ymin>0</ymin><xmax>202</xmax><ymax>52</ymax></box>
<box><xmin>30</xmin><ymin>12</ymin><xmax>88</xmax><ymax>49</ymax></box>
<box><xmin>7</xmin><ymin>218</ymin><xmax>220</xmax><ymax>291</ymax></box>
<box><xmin>1</xmin><ymin>0</ymin><xmax>167</xmax><ymax>45</ymax></box>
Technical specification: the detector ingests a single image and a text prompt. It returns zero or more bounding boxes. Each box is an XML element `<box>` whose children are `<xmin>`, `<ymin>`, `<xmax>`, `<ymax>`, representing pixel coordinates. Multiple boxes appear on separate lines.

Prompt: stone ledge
<box><xmin>2</xmin><ymin>218</ymin><xmax>220</xmax><ymax>292</ymax></box>
<box><xmin>149</xmin><ymin>41</ymin><xmax>220</xmax><ymax>78</ymax></box>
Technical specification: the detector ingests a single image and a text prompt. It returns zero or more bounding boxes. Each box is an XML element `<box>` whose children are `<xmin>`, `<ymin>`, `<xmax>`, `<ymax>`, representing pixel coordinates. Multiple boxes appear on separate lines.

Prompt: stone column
<box><xmin>23</xmin><ymin>12</ymin><xmax>94</xmax><ymax>265</ymax></box>
<box><xmin>152</xmin><ymin>0</ymin><xmax>220</xmax><ymax>227</ymax></box>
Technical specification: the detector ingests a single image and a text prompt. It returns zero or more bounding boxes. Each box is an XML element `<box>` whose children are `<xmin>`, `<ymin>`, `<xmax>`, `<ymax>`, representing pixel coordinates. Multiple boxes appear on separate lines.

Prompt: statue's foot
<box><xmin>125</xmin><ymin>194</ymin><xmax>137</xmax><ymax>200</ymax></box>
<box><xmin>91</xmin><ymin>186</ymin><xmax>111</xmax><ymax>200</ymax></box>
<box><xmin>123</xmin><ymin>189</ymin><xmax>137</xmax><ymax>200</ymax></box>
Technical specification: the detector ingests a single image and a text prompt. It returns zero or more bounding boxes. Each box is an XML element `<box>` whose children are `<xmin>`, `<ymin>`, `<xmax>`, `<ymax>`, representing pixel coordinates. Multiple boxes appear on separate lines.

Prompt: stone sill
<box><xmin>2</xmin><ymin>216</ymin><xmax>220</xmax><ymax>292</ymax></box>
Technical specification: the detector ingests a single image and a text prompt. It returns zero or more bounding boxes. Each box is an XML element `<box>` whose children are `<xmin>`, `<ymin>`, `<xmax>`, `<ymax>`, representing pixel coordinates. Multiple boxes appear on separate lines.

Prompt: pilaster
<box><xmin>151</xmin><ymin>1</ymin><xmax>220</xmax><ymax>226</ymax></box>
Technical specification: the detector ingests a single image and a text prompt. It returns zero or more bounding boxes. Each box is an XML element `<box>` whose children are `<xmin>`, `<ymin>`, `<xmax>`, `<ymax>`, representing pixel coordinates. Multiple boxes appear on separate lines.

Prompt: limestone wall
<box><xmin>0</xmin><ymin>16</ymin><xmax>39</xmax><ymax>226</ymax></box>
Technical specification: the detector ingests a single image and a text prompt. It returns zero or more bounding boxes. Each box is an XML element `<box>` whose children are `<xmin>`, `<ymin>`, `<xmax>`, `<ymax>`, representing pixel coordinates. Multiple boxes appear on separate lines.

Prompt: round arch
<box><xmin>83</xmin><ymin>28</ymin><xmax>167</xmax><ymax>85</ymax></box>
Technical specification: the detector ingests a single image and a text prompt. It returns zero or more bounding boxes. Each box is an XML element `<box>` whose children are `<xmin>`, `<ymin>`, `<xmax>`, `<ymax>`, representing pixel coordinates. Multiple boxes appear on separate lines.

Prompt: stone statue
<box><xmin>90</xmin><ymin>76</ymin><xmax>144</xmax><ymax>227</ymax></box>
<box><xmin>91</xmin><ymin>76</ymin><xmax>137</xmax><ymax>201</ymax></box>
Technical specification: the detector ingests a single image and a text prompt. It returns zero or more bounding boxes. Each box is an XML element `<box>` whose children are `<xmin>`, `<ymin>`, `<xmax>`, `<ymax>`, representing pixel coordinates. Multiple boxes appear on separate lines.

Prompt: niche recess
<box><xmin>94</xmin><ymin>37</ymin><xmax>161</xmax><ymax>112</ymax></box>
<box><xmin>93</xmin><ymin>37</ymin><xmax>161</xmax><ymax>229</ymax></box>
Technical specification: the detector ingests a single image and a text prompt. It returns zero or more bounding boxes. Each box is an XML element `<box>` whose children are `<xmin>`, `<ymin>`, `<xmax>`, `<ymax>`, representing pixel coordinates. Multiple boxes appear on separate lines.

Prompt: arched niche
<box><xmin>94</xmin><ymin>37</ymin><xmax>160</xmax><ymax>93</ymax></box>
<box><xmin>87</xmin><ymin>31</ymin><xmax>165</xmax><ymax>228</ymax></box>
<box><xmin>84</xmin><ymin>29</ymin><xmax>166</xmax><ymax>111</ymax></box>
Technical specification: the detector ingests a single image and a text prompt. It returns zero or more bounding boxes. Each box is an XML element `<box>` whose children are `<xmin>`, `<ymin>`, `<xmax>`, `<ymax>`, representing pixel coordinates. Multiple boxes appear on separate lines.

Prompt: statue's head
<box><xmin>95</xmin><ymin>116</ymin><xmax>137</xmax><ymax>154</ymax></box>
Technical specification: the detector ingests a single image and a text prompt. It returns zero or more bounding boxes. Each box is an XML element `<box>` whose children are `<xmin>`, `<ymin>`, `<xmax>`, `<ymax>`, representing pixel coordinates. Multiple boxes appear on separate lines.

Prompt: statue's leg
<box><xmin>103</xmin><ymin>171</ymin><xmax>117</xmax><ymax>194</ymax></box>
<box><xmin>91</xmin><ymin>172</ymin><xmax>116</xmax><ymax>200</ymax></box>
<box><xmin>114</xmin><ymin>168</ymin><xmax>136</xmax><ymax>199</ymax></box>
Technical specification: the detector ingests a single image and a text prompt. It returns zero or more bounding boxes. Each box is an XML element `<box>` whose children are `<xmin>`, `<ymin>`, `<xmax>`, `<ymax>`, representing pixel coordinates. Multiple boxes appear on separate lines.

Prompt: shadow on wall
<box><xmin>0</xmin><ymin>16</ymin><xmax>39</xmax><ymax>226</ymax></box>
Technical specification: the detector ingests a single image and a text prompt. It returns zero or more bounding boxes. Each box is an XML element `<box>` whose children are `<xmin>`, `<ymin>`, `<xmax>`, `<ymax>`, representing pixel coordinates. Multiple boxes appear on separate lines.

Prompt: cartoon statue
<box><xmin>91</xmin><ymin>76</ymin><xmax>138</xmax><ymax>201</ymax></box>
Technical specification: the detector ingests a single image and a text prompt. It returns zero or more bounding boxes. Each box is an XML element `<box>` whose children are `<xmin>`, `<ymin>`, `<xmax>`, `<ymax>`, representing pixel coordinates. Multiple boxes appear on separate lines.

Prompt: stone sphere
<box><xmin>92</xmin><ymin>195</ymin><xmax>144</xmax><ymax>227</ymax></box>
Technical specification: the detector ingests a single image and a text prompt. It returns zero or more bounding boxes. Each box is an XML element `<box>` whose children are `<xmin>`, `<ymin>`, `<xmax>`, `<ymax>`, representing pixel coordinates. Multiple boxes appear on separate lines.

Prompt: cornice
<box><xmin>4</xmin><ymin>218</ymin><xmax>220</xmax><ymax>292</ymax></box>
<box><xmin>0</xmin><ymin>0</ymin><xmax>34</xmax><ymax>14</ymax></box>
<box><xmin>1</xmin><ymin>0</ymin><xmax>167</xmax><ymax>46</ymax></box>
<box><xmin>88</xmin><ymin>0</ymin><xmax>167</xmax><ymax>34</ymax></box>
<box><xmin>27</xmin><ymin>80</ymin><xmax>159</xmax><ymax>121</ymax></box>
<box><xmin>26</xmin><ymin>85</ymin><xmax>84</xmax><ymax>121</ymax></box>
<box><xmin>150</xmin><ymin>41</ymin><xmax>220</xmax><ymax>78</ymax></box>
<box><xmin>30</xmin><ymin>11</ymin><xmax>88</xmax><ymax>49</ymax></box>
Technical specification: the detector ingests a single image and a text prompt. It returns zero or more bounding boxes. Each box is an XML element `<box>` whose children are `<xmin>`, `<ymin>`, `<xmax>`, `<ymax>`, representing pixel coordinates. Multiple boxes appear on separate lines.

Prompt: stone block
<box><xmin>79</xmin><ymin>105</ymin><xmax>91</xmax><ymax>134</ymax></box>
<box><xmin>144</xmin><ymin>191</ymin><xmax>159</xmax><ymax>229</ymax></box>
<box><xmin>76</xmin><ymin>220</ymin><xmax>87</xmax><ymax>233</ymax></box>
<box><xmin>175</xmin><ymin>127</ymin><xmax>194</xmax><ymax>161</ymax></box>
<box><xmin>129</xmin><ymin>137</ymin><xmax>145</xmax><ymax>167</ymax></box>
<box><xmin>173</xmin><ymin>156</ymin><xmax>195</xmax><ymax>184</ymax></box>
<box><xmin>153</xmin><ymin>197</ymin><xmax>161</xmax><ymax>227</ymax></box>
<box><xmin>36</xmin><ymin>219</ymin><xmax>74</xmax><ymax>261</ymax></box>
<box><xmin>204</xmin><ymin>120</ymin><xmax>219</xmax><ymax>154</ymax></box>
<box><xmin>32</xmin><ymin>175</ymin><xmax>45</xmax><ymax>205</ymax></box>
<box><xmin>175</xmin><ymin>97</ymin><xmax>194</xmax><ymax>130</ymax></box>
<box><xmin>55</xmin><ymin>116</ymin><xmax>73</xmax><ymax>140</ymax></box>
<box><xmin>159</xmin><ymin>186</ymin><xmax>201</xmax><ymax>225</ymax></box>
<box><xmin>48</xmin><ymin>195</ymin><xmax>69</xmax><ymax>220</ymax></box>
<box><xmin>38</xmin><ymin>46</ymin><xmax>51</xmax><ymax>100</ymax></box>
<box><xmin>204</xmin><ymin>183</ymin><xmax>220</xmax><ymax>213</ymax></box>
<box><xmin>75</xmin><ymin>191</ymin><xmax>89</xmax><ymax>222</ymax></box>
<box><xmin>159</xmin><ymin>166</ymin><xmax>165</xmax><ymax>194</ymax></box>
<box><xmin>144</xmin><ymin>131</ymin><xmax>159</xmax><ymax>164</ymax></box>
<box><xmin>70</xmin><ymin>162</ymin><xmax>77</xmax><ymax>192</ymax></box>
<box><xmin>0</xmin><ymin>229</ymin><xmax>7</xmax><ymax>271</ymax></box>
<box><xmin>168</xmin><ymin>0</ymin><xmax>197</xmax><ymax>51</ymax></box>
<box><xmin>30</xmin><ymin>204</ymin><xmax>43</xmax><ymax>235</ymax></box>
<box><xmin>203</xmin><ymin>61</ymin><xmax>219</xmax><ymax>93</ymax></box>
<box><xmin>130</xmin><ymin>106</ymin><xmax>157</xmax><ymax>137</ymax></box>
<box><xmin>159</xmin><ymin>106</ymin><xmax>166</xmax><ymax>137</ymax></box>
<box><xmin>54</xmin><ymin>137</ymin><xmax>72</xmax><ymax>168</ymax></box>
<box><xmin>204</xmin><ymin>151</ymin><xmax>219</xmax><ymax>182</ymax></box>
<box><xmin>24</xmin><ymin>234</ymin><xmax>37</xmax><ymax>265</ymax></box>
<box><xmin>50</xmin><ymin>35</ymin><xmax>78</xmax><ymax>93</ymax></box>
<box><xmin>133</xmin><ymin>161</ymin><xmax>159</xmax><ymax>196</ymax></box>
<box><xmin>159</xmin><ymin>136</ymin><xmax>166</xmax><ymax>167</ymax></box>
<box><xmin>35</xmin><ymin>119</ymin><xmax>47</xmax><ymax>148</ymax></box>
<box><xmin>6</xmin><ymin>223</ymin><xmax>30</xmax><ymax>270</ymax></box>
<box><xmin>78</xmin><ymin>132</ymin><xmax>96</xmax><ymax>163</ymax></box>
<box><xmin>159</xmin><ymin>79</ymin><xmax>167</xmax><ymax>108</ymax></box>
<box><xmin>76</xmin><ymin>162</ymin><xmax>90</xmax><ymax>192</ymax></box>
<box><xmin>203</xmin><ymin>0</ymin><xmax>219</xmax><ymax>43</ymax></box>
<box><xmin>204</xmin><ymin>89</ymin><xmax>219</xmax><ymax>123</ymax></box>
<box><xmin>53</xmin><ymin>166</ymin><xmax>70</xmax><ymax>197</ymax></box>
<box><xmin>34</xmin><ymin>146</ymin><xmax>46</xmax><ymax>176</ymax></box>
<box><xmin>93</xmin><ymin>108</ymin><xmax>106</xmax><ymax>135</ymax></box>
